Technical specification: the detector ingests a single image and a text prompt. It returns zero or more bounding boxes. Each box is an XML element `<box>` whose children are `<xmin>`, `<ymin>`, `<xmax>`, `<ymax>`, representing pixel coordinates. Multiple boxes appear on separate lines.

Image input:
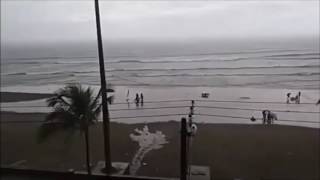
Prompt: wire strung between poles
<box><xmin>111</xmin><ymin>113</ymin><xmax>187</xmax><ymax>120</ymax></box>
<box><xmin>111</xmin><ymin>99</ymin><xmax>191</xmax><ymax>105</ymax></box>
<box><xmin>194</xmin><ymin>113</ymin><xmax>320</xmax><ymax>124</ymax></box>
<box><xmin>196</xmin><ymin>105</ymin><xmax>320</xmax><ymax>114</ymax></box>
<box><xmin>196</xmin><ymin>99</ymin><xmax>315</xmax><ymax>105</ymax></box>
<box><xmin>109</xmin><ymin>106</ymin><xmax>189</xmax><ymax>111</ymax></box>
<box><xmin>1</xmin><ymin>113</ymin><xmax>318</xmax><ymax>124</ymax></box>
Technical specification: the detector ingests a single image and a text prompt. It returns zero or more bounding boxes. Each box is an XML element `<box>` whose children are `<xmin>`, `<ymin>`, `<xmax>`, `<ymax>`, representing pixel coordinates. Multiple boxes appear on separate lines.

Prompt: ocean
<box><xmin>1</xmin><ymin>39</ymin><xmax>319</xmax><ymax>128</ymax></box>
<box><xmin>1</xmin><ymin>38</ymin><xmax>319</xmax><ymax>90</ymax></box>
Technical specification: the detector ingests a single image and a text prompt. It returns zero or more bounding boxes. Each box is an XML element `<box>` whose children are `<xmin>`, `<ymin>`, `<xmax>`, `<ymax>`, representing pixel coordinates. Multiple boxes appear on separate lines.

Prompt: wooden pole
<box><xmin>94</xmin><ymin>0</ymin><xmax>112</xmax><ymax>173</ymax></box>
<box><xmin>180</xmin><ymin>118</ymin><xmax>187</xmax><ymax>180</ymax></box>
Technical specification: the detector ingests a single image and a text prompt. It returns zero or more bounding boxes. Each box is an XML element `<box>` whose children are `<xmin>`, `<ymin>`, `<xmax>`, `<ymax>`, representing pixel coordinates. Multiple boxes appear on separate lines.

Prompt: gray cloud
<box><xmin>1</xmin><ymin>0</ymin><xmax>319</xmax><ymax>45</ymax></box>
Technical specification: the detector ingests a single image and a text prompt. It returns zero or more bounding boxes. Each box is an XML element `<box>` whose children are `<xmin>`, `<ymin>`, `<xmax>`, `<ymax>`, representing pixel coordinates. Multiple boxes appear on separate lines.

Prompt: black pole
<box><xmin>94</xmin><ymin>0</ymin><xmax>112</xmax><ymax>173</ymax></box>
<box><xmin>180</xmin><ymin>118</ymin><xmax>187</xmax><ymax>180</ymax></box>
<box><xmin>84</xmin><ymin>126</ymin><xmax>92</xmax><ymax>175</ymax></box>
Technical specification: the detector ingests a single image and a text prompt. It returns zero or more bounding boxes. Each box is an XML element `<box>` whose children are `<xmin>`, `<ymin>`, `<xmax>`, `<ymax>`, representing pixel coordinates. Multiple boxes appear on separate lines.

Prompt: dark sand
<box><xmin>1</xmin><ymin>111</ymin><xmax>319</xmax><ymax>180</ymax></box>
<box><xmin>1</xmin><ymin>92</ymin><xmax>53</xmax><ymax>103</ymax></box>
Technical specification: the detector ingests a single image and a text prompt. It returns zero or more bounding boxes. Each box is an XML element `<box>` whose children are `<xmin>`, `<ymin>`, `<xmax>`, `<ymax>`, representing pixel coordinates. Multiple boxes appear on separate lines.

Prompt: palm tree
<box><xmin>38</xmin><ymin>84</ymin><xmax>105</xmax><ymax>175</ymax></box>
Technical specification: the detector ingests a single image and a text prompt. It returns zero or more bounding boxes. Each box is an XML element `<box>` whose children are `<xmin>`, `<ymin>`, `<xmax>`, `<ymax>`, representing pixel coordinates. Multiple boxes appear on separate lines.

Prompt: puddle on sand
<box><xmin>129</xmin><ymin>125</ymin><xmax>168</xmax><ymax>175</ymax></box>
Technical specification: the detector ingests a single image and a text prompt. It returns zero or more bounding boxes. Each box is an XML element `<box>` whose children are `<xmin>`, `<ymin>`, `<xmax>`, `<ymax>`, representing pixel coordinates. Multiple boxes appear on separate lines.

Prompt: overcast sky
<box><xmin>1</xmin><ymin>0</ymin><xmax>319</xmax><ymax>45</ymax></box>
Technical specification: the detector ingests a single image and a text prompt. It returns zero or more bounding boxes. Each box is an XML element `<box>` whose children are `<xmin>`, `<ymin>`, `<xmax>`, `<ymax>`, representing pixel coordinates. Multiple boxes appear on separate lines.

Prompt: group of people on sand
<box><xmin>286</xmin><ymin>91</ymin><xmax>301</xmax><ymax>104</ymax></box>
<box><xmin>126</xmin><ymin>90</ymin><xmax>144</xmax><ymax>106</ymax></box>
<box><xmin>262</xmin><ymin>110</ymin><xmax>277</xmax><ymax>125</ymax></box>
<box><xmin>135</xmin><ymin>93</ymin><xmax>144</xmax><ymax>106</ymax></box>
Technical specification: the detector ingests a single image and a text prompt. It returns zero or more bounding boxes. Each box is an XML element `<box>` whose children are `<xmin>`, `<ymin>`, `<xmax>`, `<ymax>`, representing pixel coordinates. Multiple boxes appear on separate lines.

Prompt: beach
<box><xmin>1</xmin><ymin>91</ymin><xmax>320</xmax><ymax>179</ymax></box>
<box><xmin>1</xmin><ymin>86</ymin><xmax>319</xmax><ymax>128</ymax></box>
<box><xmin>1</xmin><ymin>39</ymin><xmax>319</xmax><ymax>179</ymax></box>
<box><xmin>2</xmin><ymin>2</ymin><xmax>320</xmax><ymax>179</ymax></box>
<box><xmin>1</xmin><ymin>110</ymin><xmax>319</xmax><ymax>180</ymax></box>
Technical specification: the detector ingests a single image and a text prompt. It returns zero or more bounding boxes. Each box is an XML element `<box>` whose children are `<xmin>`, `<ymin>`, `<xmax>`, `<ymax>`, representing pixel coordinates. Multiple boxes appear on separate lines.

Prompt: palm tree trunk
<box><xmin>84</xmin><ymin>126</ymin><xmax>92</xmax><ymax>175</ymax></box>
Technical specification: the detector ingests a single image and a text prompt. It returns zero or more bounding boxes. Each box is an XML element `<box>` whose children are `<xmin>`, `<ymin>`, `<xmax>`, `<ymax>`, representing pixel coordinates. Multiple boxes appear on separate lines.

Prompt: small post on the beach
<box><xmin>181</xmin><ymin>118</ymin><xmax>188</xmax><ymax>180</ymax></box>
<box><xmin>189</xmin><ymin>100</ymin><xmax>194</xmax><ymax>126</ymax></box>
<box><xmin>94</xmin><ymin>0</ymin><xmax>112</xmax><ymax>174</ymax></box>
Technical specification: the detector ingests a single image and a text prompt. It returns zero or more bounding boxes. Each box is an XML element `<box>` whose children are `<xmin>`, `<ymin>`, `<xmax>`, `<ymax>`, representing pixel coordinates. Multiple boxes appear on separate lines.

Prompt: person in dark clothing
<box><xmin>297</xmin><ymin>91</ymin><xmax>301</xmax><ymax>104</ymax></box>
<box><xmin>262</xmin><ymin>110</ymin><xmax>269</xmax><ymax>124</ymax></box>
<box><xmin>295</xmin><ymin>94</ymin><xmax>299</xmax><ymax>104</ymax></box>
<box><xmin>140</xmin><ymin>93</ymin><xmax>144</xmax><ymax>106</ymax></box>
<box><xmin>267</xmin><ymin>111</ymin><xmax>277</xmax><ymax>125</ymax></box>
<box><xmin>286</xmin><ymin>93</ymin><xmax>291</xmax><ymax>104</ymax></box>
<box><xmin>316</xmin><ymin>99</ymin><xmax>320</xmax><ymax>105</ymax></box>
<box><xmin>135</xmin><ymin>93</ymin><xmax>140</xmax><ymax>106</ymax></box>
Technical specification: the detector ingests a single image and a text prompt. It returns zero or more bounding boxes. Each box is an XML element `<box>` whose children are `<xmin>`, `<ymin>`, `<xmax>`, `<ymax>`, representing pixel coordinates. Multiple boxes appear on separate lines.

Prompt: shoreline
<box><xmin>1</xmin><ymin>87</ymin><xmax>319</xmax><ymax>128</ymax></box>
<box><xmin>2</xmin><ymin>84</ymin><xmax>320</xmax><ymax>101</ymax></box>
<box><xmin>0</xmin><ymin>92</ymin><xmax>53</xmax><ymax>103</ymax></box>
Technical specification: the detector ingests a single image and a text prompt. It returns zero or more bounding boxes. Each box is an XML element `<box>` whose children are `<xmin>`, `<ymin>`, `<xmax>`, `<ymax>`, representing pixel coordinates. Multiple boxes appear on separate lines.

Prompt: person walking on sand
<box><xmin>286</xmin><ymin>93</ymin><xmax>291</xmax><ymax>104</ymax></box>
<box><xmin>135</xmin><ymin>93</ymin><xmax>140</xmax><ymax>106</ymax></box>
<box><xmin>140</xmin><ymin>93</ymin><xmax>144</xmax><ymax>105</ymax></box>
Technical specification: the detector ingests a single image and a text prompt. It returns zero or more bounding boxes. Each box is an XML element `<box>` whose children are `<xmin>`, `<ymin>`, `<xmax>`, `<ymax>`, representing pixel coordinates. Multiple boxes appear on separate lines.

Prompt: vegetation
<box><xmin>37</xmin><ymin>84</ymin><xmax>107</xmax><ymax>174</ymax></box>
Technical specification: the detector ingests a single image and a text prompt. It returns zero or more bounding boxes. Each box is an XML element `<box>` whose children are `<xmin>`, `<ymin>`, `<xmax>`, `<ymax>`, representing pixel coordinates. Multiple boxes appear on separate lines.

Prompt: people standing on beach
<box><xmin>262</xmin><ymin>110</ymin><xmax>269</xmax><ymax>124</ymax></box>
<box><xmin>297</xmin><ymin>91</ymin><xmax>301</xmax><ymax>104</ymax></box>
<box><xmin>135</xmin><ymin>93</ymin><xmax>140</xmax><ymax>106</ymax></box>
<box><xmin>267</xmin><ymin>111</ymin><xmax>277</xmax><ymax>125</ymax></box>
<box><xmin>140</xmin><ymin>93</ymin><xmax>144</xmax><ymax>106</ymax></box>
<box><xmin>295</xmin><ymin>94</ymin><xmax>299</xmax><ymax>104</ymax></box>
<box><xmin>286</xmin><ymin>93</ymin><xmax>291</xmax><ymax>104</ymax></box>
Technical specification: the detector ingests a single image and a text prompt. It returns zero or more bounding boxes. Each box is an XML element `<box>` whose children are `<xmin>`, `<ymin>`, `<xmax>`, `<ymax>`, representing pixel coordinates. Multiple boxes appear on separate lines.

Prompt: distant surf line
<box><xmin>5</xmin><ymin>69</ymin><xmax>319</xmax><ymax>77</ymax></box>
<box><xmin>3</xmin><ymin>52</ymin><xmax>319</xmax><ymax>65</ymax></box>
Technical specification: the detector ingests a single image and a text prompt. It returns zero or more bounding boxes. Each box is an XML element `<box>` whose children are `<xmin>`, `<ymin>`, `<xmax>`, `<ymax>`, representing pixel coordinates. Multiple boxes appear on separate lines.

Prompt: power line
<box><xmin>109</xmin><ymin>106</ymin><xmax>189</xmax><ymax>111</ymax></box>
<box><xmin>1</xmin><ymin>100</ymin><xmax>191</xmax><ymax>108</ymax></box>
<box><xmin>1</xmin><ymin>106</ymin><xmax>46</xmax><ymax>108</ymax></box>
<box><xmin>2</xmin><ymin>99</ymin><xmax>317</xmax><ymax>107</ymax></box>
<box><xmin>111</xmin><ymin>113</ymin><xmax>187</xmax><ymax>120</ymax></box>
<box><xmin>196</xmin><ymin>99</ymin><xmax>316</xmax><ymax>105</ymax></box>
<box><xmin>196</xmin><ymin>105</ymin><xmax>320</xmax><ymax>114</ymax></box>
<box><xmin>1</xmin><ymin>105</ymin><xmax>189</xmax><ymax>111</ymax></box>
<box><xmin>0</xmin><ymin>113</ymin><xmax>187</xmax><ymax>124</ymax></box>
<box><xmin>2</xmin><ymin>112</ymin><xmax>318</xmax><ymax>124</ymax></box>
<box><xmin>111</xmin><ymin>99</ymin><xmax>191</xmax><ymax>105</ymax></box>
<box><xmin>194</xmin><ymin>113</ymin><xmax>320</xmax><ymax>124</ymax></box>
<box><xmin>2</xmin><ymin>103</ymin><xmax>318</xmax><ymax>115</ymax></box>
<box><xmin>0</xmin><ymin>120</ymin><xmax>43</xmax><ymax>124</ymax></box>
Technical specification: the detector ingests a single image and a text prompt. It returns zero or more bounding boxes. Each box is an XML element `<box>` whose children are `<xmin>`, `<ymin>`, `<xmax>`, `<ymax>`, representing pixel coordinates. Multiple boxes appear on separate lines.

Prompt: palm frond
<box><xmin>40</xmin><ymin>84</ymin><xmax>103</xmax><ymax>142</ymax></box>
<box><xmin>47</xmin><ymin>93</ymin><xmax>71</xmax><ymax>108</ymax></box>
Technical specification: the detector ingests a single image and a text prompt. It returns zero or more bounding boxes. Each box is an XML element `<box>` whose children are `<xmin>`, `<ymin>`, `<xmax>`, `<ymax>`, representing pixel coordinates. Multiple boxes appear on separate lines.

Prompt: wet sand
<box><xmin>0</xmin><ymin>92</ymin><xmax>52</xmax><ymax>103</ymax></box>
<box><xmin>1</xmin><ymin>111</ymin><xmax>319</xmax><ymax>180</ymax></box>
<box><xmin>2</xmin><ymin>89</ymin><xmax>319</xmax><ymax>128</ymax></box>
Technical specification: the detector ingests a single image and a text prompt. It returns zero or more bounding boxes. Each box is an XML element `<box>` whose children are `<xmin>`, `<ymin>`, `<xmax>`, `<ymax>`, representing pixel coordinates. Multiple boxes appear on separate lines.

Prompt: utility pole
<box><xmin>180</xmin><ymin>118</ymin><xmax>187</xmax><ymax>180</ymax></box>
<box><xmin>94</xmin><ymin>0</ymin><xmax>112</xmax><ymax>174</ymax></box>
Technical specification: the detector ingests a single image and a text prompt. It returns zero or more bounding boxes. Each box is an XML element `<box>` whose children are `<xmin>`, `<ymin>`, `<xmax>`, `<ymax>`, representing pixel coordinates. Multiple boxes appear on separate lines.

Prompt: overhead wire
<box><xmin>194</xmin><ymin>113</ymin><xmax>320</xmax><ymax>124</ymax></box>
<box><xmin>196</xmin><ymin>105</ymin><xmax>320</xmax><ymax>114</ymax></box>
<box><xmin>1</xmin><ymin>100</ymin><xmax>319</xmax><ymax>124</ymax></box>
<box><xmin>196</xmin><ymin>99</ymin><xmax>316</xmax><ymax>105</ymax></box>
